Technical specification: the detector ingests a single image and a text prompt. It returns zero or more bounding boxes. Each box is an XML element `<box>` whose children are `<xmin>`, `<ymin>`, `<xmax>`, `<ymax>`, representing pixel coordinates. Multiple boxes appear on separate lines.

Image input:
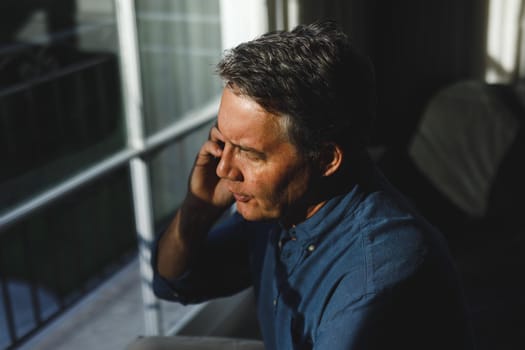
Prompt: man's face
<box><xmin>216</xmin><ymin>87</ymin><xmax>315</xmax><ymax>223</ymax></box>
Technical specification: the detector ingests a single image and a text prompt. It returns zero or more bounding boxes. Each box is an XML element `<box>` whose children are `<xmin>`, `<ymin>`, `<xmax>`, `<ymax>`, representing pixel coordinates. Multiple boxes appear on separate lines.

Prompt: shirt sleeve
<box><xmin>151</xmin><ymin>212</ymin><xmax>254</xmax><ymax>304</ymax></box>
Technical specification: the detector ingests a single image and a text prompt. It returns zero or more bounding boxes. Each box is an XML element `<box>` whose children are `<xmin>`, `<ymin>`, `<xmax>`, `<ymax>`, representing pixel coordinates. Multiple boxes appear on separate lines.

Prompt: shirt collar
<box><xmin>278</xmin><ymin>183</ymin><xmax>365</xmax><ymax>244</ymax></box>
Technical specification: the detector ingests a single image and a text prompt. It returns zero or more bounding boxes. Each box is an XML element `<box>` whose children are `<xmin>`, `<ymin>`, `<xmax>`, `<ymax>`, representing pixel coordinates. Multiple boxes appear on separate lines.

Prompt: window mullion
<box><xmin>114</xmin><ymin>0</ymin><xmax>162</xmax><ymax>336</ymax></box>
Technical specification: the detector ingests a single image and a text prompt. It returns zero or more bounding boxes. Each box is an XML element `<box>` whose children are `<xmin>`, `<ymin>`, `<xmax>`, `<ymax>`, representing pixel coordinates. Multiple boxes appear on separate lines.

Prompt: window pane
<box><xmin>0</xmin><ymin>0</ymin><xmax>125</xmax><ymax>212</ymax></box>
<box><xmin>0</xmin><ymin>166</ymin><xmax>136</xmax><ymax>345</ymax></box>
<box><xmin>149</xmin><ymin>120</ymin><xmax>214</xmax><ymax>226</ymax></box>
<box><xmin>135</xmin><ymin>0</ymin><xmax>223</xmax><ymax>135</ymax></box>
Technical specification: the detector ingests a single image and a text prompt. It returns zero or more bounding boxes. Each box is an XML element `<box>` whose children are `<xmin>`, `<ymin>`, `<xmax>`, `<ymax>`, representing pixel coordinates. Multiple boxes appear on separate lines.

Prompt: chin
<box><xmin>237</xmin><ymin>210</ymin><xmax>268</xmax><ymax>222</ymax></box>
<box><xmin>236</xmin><ymin>203</ymin><xmax>279</xmax><ymax>222</ymax></box>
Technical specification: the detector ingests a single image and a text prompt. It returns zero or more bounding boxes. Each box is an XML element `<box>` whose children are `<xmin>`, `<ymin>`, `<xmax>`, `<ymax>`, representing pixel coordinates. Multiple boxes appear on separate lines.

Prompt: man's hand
<box><xmin>157</xmin><ymin>125</ymin><xmax>233</xmax><ymax>279</ymax></box>
<box><xmin>188</xmin><ymin>126</ymin><xmax>234</xmax><ymax>210</ymax></box>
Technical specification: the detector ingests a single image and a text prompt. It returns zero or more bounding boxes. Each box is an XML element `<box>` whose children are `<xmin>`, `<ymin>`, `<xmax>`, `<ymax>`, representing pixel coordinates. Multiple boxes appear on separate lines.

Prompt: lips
<box><xmin>232</xmin><ymin>192</ymin><xmax>251</xmax><ymax>203</ymax></box>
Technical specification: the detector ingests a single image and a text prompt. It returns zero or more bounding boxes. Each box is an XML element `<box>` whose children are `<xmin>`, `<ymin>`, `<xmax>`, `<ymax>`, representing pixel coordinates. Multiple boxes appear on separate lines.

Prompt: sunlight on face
<box><xmin>216</xmin><ymin>87</ymin><xmax>314</xmax><ymax>223</ymax></box>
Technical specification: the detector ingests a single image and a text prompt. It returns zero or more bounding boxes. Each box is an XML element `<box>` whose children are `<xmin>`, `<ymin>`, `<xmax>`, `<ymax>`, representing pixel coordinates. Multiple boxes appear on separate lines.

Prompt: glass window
<box><xmin>149</xmin><ymin>120</ymin><xmax>214</xmax><ymax>226</ymax></box>
<box><xmin>0</xmin><ymin>0</ymin><xmax>125</xmax><ymax>212</ymax></box>
<box><xmin>485</xmin><ymin>0</ymin><xmax>523</xmax><ymax>83</ymax></box>
<box><xmin>135</xmin><ymin>0</ymin><xmax>223</xmax><ymax>135</ymax></box>
<box><xmin>0</xmin><ymin>166</ymin><xmax>136</xmax><ymax>345</ymax></box>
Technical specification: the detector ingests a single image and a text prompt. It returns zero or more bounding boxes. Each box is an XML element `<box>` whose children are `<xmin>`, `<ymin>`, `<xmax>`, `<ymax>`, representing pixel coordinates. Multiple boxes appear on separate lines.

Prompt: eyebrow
<box><xmin>216</xmin><ymin>123</ymin><xmax>266</xmax><ymax>158</ymax></box>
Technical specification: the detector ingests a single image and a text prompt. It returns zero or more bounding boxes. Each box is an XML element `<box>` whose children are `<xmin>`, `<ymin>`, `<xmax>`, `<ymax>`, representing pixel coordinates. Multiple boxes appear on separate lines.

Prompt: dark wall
<box><xmin>299</xmin><ymin>0</ymin><xmax>489</xmax><ymax>148</ymax></box>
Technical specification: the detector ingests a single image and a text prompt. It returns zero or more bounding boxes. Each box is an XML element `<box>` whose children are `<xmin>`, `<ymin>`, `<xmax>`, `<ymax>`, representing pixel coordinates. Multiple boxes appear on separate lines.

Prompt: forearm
<box><xmin>156</xmin><ymin>124</ymin><xmax>234</xmax><ymax>279</ymax></box>
<box><xmin>156</xmin><ymin>194</ymin><xmax>225</xmax><ymax>279</ymax></box>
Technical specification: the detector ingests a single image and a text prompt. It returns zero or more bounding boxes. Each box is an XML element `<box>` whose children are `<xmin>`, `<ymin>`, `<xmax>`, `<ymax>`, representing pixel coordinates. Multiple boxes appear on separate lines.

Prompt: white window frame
<box><xmin>0</xmin><ymin>0</ymin><xmax>270</xmax><ymax>336</ymax></box>
<box><xmin>485</xmin><ymin>0</ymin><xmax>524</xmax><ymax>83</ymax></box>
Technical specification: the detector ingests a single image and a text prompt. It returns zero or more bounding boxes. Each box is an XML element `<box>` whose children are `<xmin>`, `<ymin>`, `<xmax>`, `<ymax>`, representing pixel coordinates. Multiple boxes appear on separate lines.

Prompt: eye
<box><xmin>243</xmin><ymin>149</ymin><xmax>265</xmax><ymax>162</ymax></box>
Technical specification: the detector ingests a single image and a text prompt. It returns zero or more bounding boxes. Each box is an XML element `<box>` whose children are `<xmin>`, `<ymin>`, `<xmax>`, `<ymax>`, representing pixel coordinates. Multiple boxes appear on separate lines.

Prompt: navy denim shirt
<box><xmin>153</xmin><ymin>170</ymin><xmax>474</xmax><ymax>349</ymax></box>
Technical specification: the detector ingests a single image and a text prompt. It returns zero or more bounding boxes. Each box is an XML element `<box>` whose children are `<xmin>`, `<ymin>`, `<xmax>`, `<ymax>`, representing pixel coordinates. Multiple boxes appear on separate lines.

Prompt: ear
<box><xmin>319</xmin><ymin>143</ymin><xmax>343</xmax><ymax>177</ymax></box>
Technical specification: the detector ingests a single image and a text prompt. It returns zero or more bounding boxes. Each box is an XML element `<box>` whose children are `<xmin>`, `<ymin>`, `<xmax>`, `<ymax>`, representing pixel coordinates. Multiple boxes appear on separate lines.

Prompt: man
<box><xmin>150</xmin><ymin>21</ymin><xmax>474</xmax><ymax>349</ymax></box>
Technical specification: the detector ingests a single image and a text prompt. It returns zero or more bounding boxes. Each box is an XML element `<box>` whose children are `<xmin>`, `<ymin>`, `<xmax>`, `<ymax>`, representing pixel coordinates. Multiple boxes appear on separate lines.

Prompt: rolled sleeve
<box><xmin>150</xmin><ymin>213</ymin><xmax>255</xmax><ymax>304</ymax></box>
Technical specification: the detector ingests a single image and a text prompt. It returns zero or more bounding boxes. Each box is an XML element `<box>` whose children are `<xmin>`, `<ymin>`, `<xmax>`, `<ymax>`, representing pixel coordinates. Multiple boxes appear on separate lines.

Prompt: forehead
<box><xmin>217</xmin><ymin>88</ymin><xmax>289</xmax><ymax>151</ymax></box>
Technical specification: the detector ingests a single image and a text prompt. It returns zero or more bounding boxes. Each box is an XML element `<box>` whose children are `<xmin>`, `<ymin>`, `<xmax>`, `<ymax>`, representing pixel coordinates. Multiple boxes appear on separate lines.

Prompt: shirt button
<box><xmin>273</xmin><ymin>299</ymin><xmax>277</xmax><ymax>307</ymax></box>
<box><xmin>307</xmin><ymin>244</ymin><xmax>316</xmax><ymax>252</ymax></box>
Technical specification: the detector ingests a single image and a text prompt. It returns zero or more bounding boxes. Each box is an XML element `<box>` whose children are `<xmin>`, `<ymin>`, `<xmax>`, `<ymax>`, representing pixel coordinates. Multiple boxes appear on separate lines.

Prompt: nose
<box><xmin>216</xmin><ymin>146</ymin><xmax>243</xmax><ymax>182</ymax></box>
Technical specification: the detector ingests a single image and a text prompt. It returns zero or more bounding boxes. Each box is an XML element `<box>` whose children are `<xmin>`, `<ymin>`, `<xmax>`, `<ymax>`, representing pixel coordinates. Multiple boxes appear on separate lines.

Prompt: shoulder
<box><xmin>359</xmin><ymin>189</ymin><xmax>446</xmax><ymax>289</ymax></box>
<box><xmin>321</xmin><ymin>186</ymin><xmax>448</xmax><ymax>308</ymax></box>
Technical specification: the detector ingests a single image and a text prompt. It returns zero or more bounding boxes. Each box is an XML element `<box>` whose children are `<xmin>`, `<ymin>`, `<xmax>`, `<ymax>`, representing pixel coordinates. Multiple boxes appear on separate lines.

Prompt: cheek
<box><xmin>243</xmin><ymin>157</ymin><xmax>311</xmax><ymax>204</ymax></box>
<box><xmin>242</xmin><ymin>167</ymin><xmax>284</xmax><ymax>204</ymax></box>
<box><xmin>248</xmin><ymin>171</ymin><xmax>279</xmax><ymax>198</ymax></box>
<box><xmin>283</xmin><ymin>173</ymin><xmax>310</xmax><ymax>201</ymax></box>
<box><xmin>259</xmin><ymin>168</ymin><xmax>309</xmax><ymax>205</ymax></box>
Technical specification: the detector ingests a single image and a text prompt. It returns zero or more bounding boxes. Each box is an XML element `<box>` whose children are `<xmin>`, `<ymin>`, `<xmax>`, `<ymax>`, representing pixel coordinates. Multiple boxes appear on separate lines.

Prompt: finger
<box><xmin>198</xmin><ymin>139</ymin><xmax>223</xmax><ymax>161</ymax></box>
<box><xmin>209</xmin><ymin>126</ymin><xmax>225</xmax><ymax>145</ymax></box>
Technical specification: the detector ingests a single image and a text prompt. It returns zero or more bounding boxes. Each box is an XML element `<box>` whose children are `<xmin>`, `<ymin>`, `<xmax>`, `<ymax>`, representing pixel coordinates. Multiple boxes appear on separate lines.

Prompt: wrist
<box><xmin>181</xmin><ymin>192</ymin><xmax>227</xmax><ymax>220</ymax></box>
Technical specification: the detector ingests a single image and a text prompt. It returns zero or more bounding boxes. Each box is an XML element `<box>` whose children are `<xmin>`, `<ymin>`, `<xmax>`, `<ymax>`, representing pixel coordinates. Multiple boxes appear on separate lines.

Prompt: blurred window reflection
<box><xmin>0</xmin><ymin>0</ymin><xmax>124</xmax><ymax>211</ymax></box>
<box><xmin>135</xmin><ymin>0</ymin><xmax>223</xmax><ymax>135</ymax></box>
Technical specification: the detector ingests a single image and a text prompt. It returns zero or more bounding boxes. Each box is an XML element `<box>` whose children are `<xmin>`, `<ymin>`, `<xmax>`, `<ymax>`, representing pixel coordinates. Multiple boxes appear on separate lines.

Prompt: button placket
<box><xmin>273</xmin><ymin>287</ymin><xmax>281</xmax><ymax>313</ymax></box>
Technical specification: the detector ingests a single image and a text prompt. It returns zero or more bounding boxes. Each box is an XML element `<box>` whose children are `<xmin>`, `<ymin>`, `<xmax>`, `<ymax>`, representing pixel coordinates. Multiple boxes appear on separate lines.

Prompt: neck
<box><xmin>281</xmin><ymin>200</ymin><xmax>328</xmax><ymax>229</ymax></box>
<box><xmin>281</xmin><ymin>153</ymin><xmax>374</xmax><ymax>228</ymax></box>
